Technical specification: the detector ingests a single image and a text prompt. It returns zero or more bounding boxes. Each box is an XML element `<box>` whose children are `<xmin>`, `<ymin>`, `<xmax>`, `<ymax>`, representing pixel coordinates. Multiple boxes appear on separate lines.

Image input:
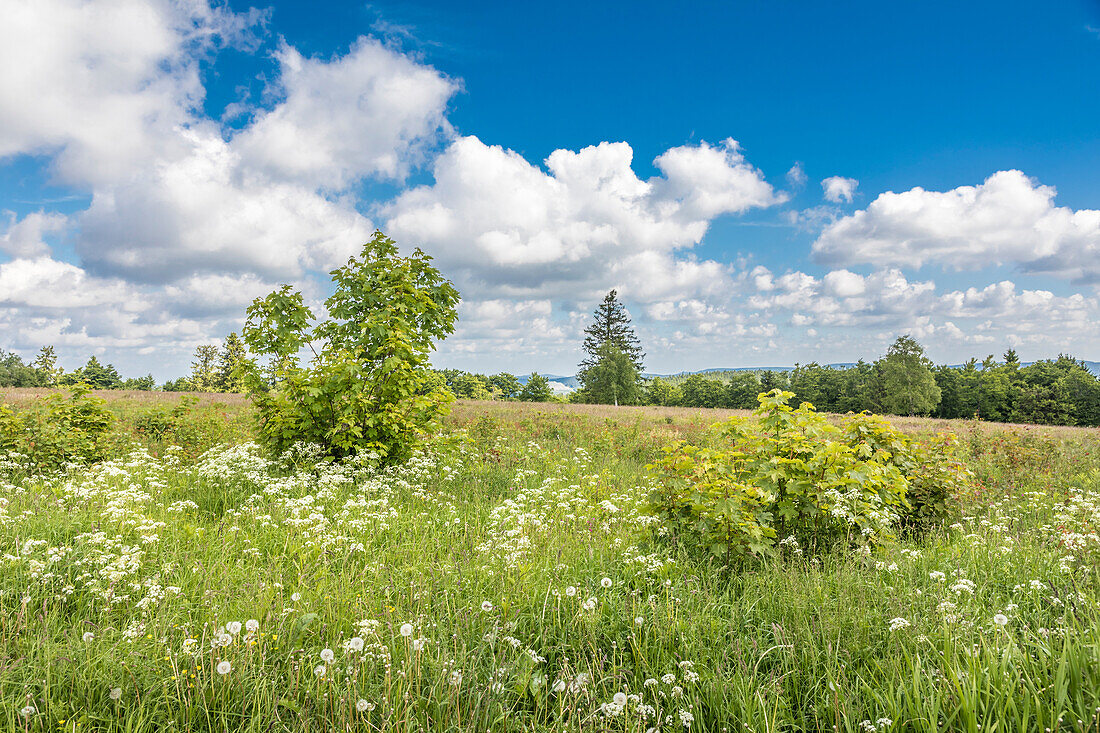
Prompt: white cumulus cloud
<box><xmin>821</xmin><ymin>176</ymin><xmax>858</xmax><ymax>203</ymax></box>
<box><xmin>812</xmin><ymin>170</ymin><xmax>1100</xmax><ymax>282</ymax></box>
<box><xmin>234</xmin><ymin>38</ymin><xmax>457</xmax><ymax>188</ymax></box>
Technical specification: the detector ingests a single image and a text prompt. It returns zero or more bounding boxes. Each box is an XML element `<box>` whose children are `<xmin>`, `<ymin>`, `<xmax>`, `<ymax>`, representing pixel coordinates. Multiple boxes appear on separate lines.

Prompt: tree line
<box><xmin>5</xmin><ymin>285</ymin><xmax>1100</xmax><ymax>428</ymax></box>
<box><xmin>563</xmin><ymin>291</ymin><xmax>1100</xmax><ymax>427</ymax></box>
<box><xmin>0</xmin><ymin>335</ymin><xmax>249</xmax><ymax>392</ymax></box>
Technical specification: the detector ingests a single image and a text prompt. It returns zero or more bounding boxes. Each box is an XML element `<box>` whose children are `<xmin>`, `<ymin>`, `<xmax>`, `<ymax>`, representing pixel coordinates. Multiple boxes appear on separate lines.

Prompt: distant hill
<box><xmin>519</xmin><ymin>360</ymin><xmax>1100</xmax><ymax>391</ymax></box>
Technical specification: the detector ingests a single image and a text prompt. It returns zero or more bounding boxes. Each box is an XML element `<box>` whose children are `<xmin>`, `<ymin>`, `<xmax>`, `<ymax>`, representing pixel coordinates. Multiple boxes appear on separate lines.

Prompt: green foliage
<box><xmin>488</xmin><ymin>372</ymin><xmax>521</xmax><ymax>399</ymax></box>
<box><xmin>61</xmin><ymin>355</ymin><xmax>123</xmax><ymax>389</ymax></box>
<box><xmin>122</xmin><ymin>374</ymin><xmax>157</xmax><ymax>390</ymax></box>
<box><xmin>214</xmin><ymin>332</ymin><xmax>248</xmax><ymax>393</ymax></box>
<box><xmin>241</xmin><ymin>231</ymin><xmax>459</xmax><ymax>463</ymax></box>
<box><xmin>130</xmin><ymin>396</ymin><xmax>241</xmax><ymax>457</ymax></box>
<box><xmin>841</xmin><ymin>412</ymin><xmax>971</xmax><ymax>528</ymax></box>
<box><xmin>579</xmin><ymin>289</ymin><xmax>644</xmax><ymax>374</ymax></box>
<box><xmin>449</xmin><ymin>372</ymin><xmax>491</xmax><ymax>400</ymax></box>
<box><xmin>679</xmin><ymin>373</ymin><xmax>728</xmax><ymax>408</ymax></box>
<box><xmin>190</xmin><ymin>344</ymin><xmax>220</xmax><ymax>392</ymax></box>
<box><xmin>0</xmin><ymin>384</ymin><xmax>114</xmax><ymax>470</ymax></box>
<box><xmin>31</xmin><ymin>345</ymin><xmax>61</xmax><ymax>386</ymax></box>
<box><xmin>877</xmin><ymin>335</ymin><xmax>941</xmax><ymax>415</ymax></box>
<box><xmin>0</xmin><ymin>349</ymin><xmax>44</xmax><ymax>387</ymax></box>
<box><xmin>2</xmin><ymin>393</ymin><xmax>1100</xmax><ymax>731</ymax></box>
<box><xmin>161</xmin><ymin>377</ymin><xmax>196</xmax><ymax>392</ymax></box>
<box><xmin>645</xmin><ymin>376</ymin><xmax>682</xmax><ymax>406</ymax></box>
<box><xmin>518</xmin><ymin>372</ymin><xmax>553</xmax><ymax>402</ymax></box>
<box><xmin>577</xmin><ymin>343</ymin><xmax>641</xmax><ymax>406</ymax></box>
<box><xmin>648</xmin><ymin>389</ymin><xmax>969</xmax><ymax>565</ymax></box>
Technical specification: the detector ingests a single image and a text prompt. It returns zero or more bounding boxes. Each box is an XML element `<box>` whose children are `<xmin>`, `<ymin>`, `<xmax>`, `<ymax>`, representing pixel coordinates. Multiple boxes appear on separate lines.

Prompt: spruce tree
<box><xmin>190</xmin><ymin>345</ymin><xmax>219</xmax><ymax>392</ymax></box>
<box><xmin>214</xmin><ymin>332</ymin><xmax>248</xmax><ymax>393</ymax></box>
<box><xmin>579</xmin><ymin>290</ymin><xmax>644</xmax><ymax>373</ymax></box>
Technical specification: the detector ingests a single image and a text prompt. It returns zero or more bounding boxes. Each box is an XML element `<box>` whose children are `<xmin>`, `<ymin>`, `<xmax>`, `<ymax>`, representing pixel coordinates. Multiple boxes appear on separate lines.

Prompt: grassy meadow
<box><xmin>1</xmin><ymin>389</ymin><xmax>1100</xmax><ymax>731</ymax></box>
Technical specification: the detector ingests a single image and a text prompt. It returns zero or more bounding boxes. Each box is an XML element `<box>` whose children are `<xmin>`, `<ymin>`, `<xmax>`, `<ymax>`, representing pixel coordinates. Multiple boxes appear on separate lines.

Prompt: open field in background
<box><xmin>2</xmin><ymin>388</ymin><xmax>1100</xmax><ymax>731</ymax></box>
<box><xmin>4</xmin><ymin>387</ymin><xmax>1097</xmax><ymax>448</ymax></box>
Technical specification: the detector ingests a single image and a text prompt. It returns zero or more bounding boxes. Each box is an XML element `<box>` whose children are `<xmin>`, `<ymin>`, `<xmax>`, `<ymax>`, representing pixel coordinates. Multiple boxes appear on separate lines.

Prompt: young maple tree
<box><xmin>241</xmin><ymin>232</ymin><xmax>459</xmax><ymax>464</ymax></box>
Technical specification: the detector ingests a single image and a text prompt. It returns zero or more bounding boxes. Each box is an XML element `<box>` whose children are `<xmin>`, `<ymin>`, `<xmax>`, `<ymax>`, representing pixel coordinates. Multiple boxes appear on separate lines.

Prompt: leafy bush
<box><xmin>131</xmin><ymin>396</ymin><xmax>246</xmax><ymax>458</ymax></box>
<box><xmin>647</xmin><ymin>389</ymin><xmax>970</xmax><ymax>564</ymax></box>
<box><xmin>0</xmin><ymin>384</ymin><xmax>114</xmax><ymax>471</ymax></box>
<box><xmin>241</xmin><ymin>232</ymin><xmax>459</xmax><ymax>464</ymax></box>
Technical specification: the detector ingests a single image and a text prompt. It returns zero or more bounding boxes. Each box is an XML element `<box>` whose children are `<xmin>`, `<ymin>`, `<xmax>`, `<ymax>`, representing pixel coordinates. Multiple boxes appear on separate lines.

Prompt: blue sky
<box><xmin>1</xmin><ymin>0</ymin><xmax>1099</xmax><ymax>379</ymax></box>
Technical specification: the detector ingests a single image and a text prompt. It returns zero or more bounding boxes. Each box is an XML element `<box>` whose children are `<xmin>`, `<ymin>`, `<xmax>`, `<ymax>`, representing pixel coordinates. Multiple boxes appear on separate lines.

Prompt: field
<box><xmin>2</xmin><ymin>389</ymin><xmax>1100</xmax><ymax>732</ymax></box>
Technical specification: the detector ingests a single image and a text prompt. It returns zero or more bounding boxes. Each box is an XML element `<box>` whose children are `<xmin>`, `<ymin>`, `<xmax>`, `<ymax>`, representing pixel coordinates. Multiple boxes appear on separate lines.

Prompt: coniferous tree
<box><xmin>190</xmin><ymin>345</ymin><xmax>219</xmax><ymax>392</ymax></box>
<box><xmin>214</xmin><ymin>333</ymin><xmax>247</xmax><ymax>392</ymax></box>
<box><xmin>580</xmin><ymin>343</ymin><xmax>641</xmax><ymax>406</ymax></box>
<box><xmin>32</xmin><ymin>346</ymin><xmax>61</xmax><ymax>386</ymax></box>
<box><xmin>72</xmin><ymin>356</ymin><xmax>122</xmax><ymax>389</ymax></box>
<box><xmin>577</xmin><ymin>290</ymin><xmax>644</xmax><ymax>404</ymax></box>
<box><xmin>579</xmin><ymin>290</ymin><xmax>644</xmax><ymax>373</ymax></box>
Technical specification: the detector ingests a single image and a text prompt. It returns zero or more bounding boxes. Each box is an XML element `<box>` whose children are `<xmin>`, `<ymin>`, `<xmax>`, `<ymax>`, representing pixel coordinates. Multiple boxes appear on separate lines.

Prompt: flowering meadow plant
<box><xmin>0</xmin><ymin>395</ymin><xmax>1099</xmax><ymax>731</ymax></box>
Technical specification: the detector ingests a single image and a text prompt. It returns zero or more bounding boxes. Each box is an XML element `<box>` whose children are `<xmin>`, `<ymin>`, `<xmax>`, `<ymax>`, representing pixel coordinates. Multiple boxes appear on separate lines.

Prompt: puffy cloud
<box><xmin>0</xmin><ymin>211</ymin><xmax>68</xmax><ymax>258</ymax></box>
<box><xmin>786</xmin><ymin>162</ymin><xmax>807</xmax><ymax>188</ymax></box>
<box><xmin>76</xmin><ymin>128</ymin><xmax>375</xmax><ymax>282</ymax></box>
<box><xmin>0</xmin><ymin>0</ymin><xmax>459</xmax><ymax>373</ymax></box>
<box><xmin>234</xmin><ymin>38</ymin><xmax>457</xmax><ymax>188</ymax></box>
<box><xmin>822</xmin><ymin>269</ymin><xmax>866</xmax><ymax>298</ymax></box>
<box><xmin>385</xmin><ymin>135</ymin><xmax>780</xmax><ymax>301</ymax></box>
<box><xmin>812</xmin><ymin>170</ymin><xmax>1100</xmax><ymax>281</ymax></box>
<box><xmin>744</xmin><ymin>264</ymin><xmax>1100</xmax><ymax>355</ymax></box>
<box><xmin>0</xmin><ymin>256</ymin><xmax>139</xmax><ymax>309</ymax></box>
<box><xmin>0</xmin><ymin>0</ymin><xmax>257</xmax><ymax>184</ymax></box>
<box><xmin>434</xmin><ymin>299</ymin><xmax>570</xmax><ymax>363</ymax></box>
<box><xmin>821</xmin><ymin>176</ymin><xmax>858</xmax><ymax>203</ymax></box>
<box><xmin>383</xmin><ymin>135</ymin><xmax>784</xmax><ymax>369</ymax></box>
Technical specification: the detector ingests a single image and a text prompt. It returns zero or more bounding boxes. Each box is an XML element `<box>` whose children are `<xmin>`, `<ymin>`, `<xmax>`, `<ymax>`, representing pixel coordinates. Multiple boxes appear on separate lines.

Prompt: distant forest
<box><xmin>4</xmin><ymin>340</ymin><xmax>1100</xmax><ymax>427</ymax></box>
<box><xmin>440</xmin><ymin>344</ymin><xmax>1100</xmax><ymax>427</ymax></box>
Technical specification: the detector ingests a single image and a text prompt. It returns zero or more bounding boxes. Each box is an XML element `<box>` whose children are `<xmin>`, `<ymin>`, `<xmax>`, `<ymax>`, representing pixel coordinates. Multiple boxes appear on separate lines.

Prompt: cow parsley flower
<box><xmin>888</xmin><ymin>617</ymin><xmax>910</xmax><ymax>631</ymax></box>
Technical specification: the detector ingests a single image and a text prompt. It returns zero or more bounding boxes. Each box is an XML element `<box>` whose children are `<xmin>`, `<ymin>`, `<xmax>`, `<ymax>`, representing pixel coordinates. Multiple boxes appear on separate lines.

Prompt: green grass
<box><xmin>1</xmin><ymin>394</ymin><xmax>1099</xmax><ymax>731</ymax></box>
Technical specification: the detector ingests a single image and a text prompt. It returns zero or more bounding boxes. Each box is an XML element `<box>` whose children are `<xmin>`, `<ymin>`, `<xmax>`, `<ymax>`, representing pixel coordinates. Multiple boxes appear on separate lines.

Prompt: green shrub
<box><xmin>0</xmin><ymin>384</ymin><xmax>114</xmax><ymax>471</ymax></box>
<box><xmin>131</xmin><ymin>396</ymin><xmax>244</xmax><ymax>458</ymax></box>
<box><xmin>241</xmin><ymin>232</ymin><xmax>460</xmax><ymax>464</ymax></box>
<box><xmin>647</xmin><ymin>389</ymin><xmax>970</xmax><ymax>564</ymax></box>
